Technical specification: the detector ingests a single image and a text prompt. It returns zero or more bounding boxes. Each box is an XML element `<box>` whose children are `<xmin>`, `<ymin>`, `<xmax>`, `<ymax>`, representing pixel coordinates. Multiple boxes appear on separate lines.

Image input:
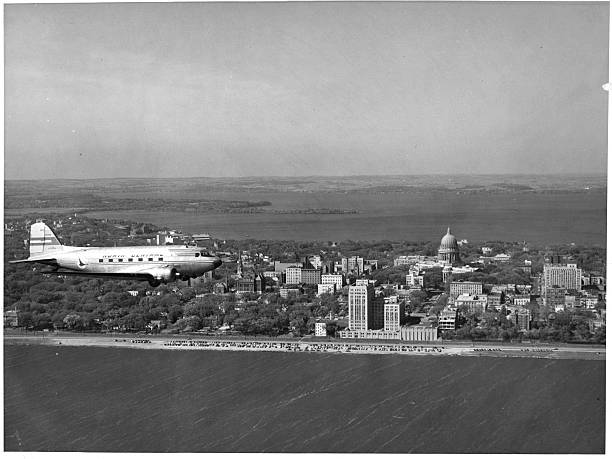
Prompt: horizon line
<box><xmin>4</xmin><ymin>172</ymin><xmax>608</xmax><ymax>182</ymax></box>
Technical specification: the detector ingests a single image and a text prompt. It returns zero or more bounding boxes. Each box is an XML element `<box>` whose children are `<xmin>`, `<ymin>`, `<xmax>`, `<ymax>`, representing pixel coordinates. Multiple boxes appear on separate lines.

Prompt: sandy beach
<box><xmin>4</xmin><ymin>334</ymin><xmax>605</xmax><ymax>360</ymax></box>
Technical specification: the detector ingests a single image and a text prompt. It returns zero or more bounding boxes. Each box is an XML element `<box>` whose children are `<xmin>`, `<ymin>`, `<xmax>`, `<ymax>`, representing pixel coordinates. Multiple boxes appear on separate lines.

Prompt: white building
<box><xmin>394</xmin><ymin>255</ymin><xmax>426</xmax><ymax>266</ymax></box>
<box><xmin>355</xmin><ymin>279</ymin><xmax>377</xmax><ymax>286</ymax></box>
<box><xmin>384</xmin><ymin>302</ymin><xmax>405</xmax><ymax>331</ymax></box>
<box><xmin>438</xmin><ymin>308</ymin><xmax>457</xmax><ymax>330</ymax></box>
<box><xmin>339</xmin><ymin>329</ymin><xmax>400</xmax><ymax>340</ymax></box>
<box><xmin>285</xmin><ymin>267</ymin><xmax>302</xmax><ymax>285</ymax></box>
<box><xmin>543</xmin><ymin>263</ymin><xmax>582</xmax><ymax>291</ymax></box>
<box><xmin>315</xmin><ymin>322</ymin><xmax>327</xmax><ymax>337</ymax></box>
<box><xmin>455</xmin><ymin>294</ymin><xmax>488</xmax><ymax>315</ymax></box>
<box><xmin>342</xmin><ymin>256</ymin><xmax>364</xmax><ymax>274</ymax></box>
<box><xmin>321</xmin><ymin>273</ymin><xmax>344</xmax><ymax>290</ymax></box>
<box><xmin>279</xmin><ymin>287</ymin><xmax>301</xmax><ymax>299</ymax></box>
<box><xmin>450</xmin><ymin>281</ymin><xmax>483</xmax><ymax>298</ymax></box>
<box><xmin>309</xmin><ymin>255</ymin><xmax>323</xmax><ymax>269</ymax></box>
<box><xmin>348</xmin><ymin>284</ymin><xmax>383</xmax><ymax>331</ymax></box>
<box><xmin>406</xmin><ymin>269</ymin><xmax>425</xmax><ymax>287</ymax></box>
<box><xmin>513</xmin><ymin>295</ymin><xmax>531</xmax><ymax>306</ymax></box>
<box><xmin>400</xmin><ymin>325</ymin><xmax>438</xmax><ymax>342</ymax></box>
<box><xmin>317</xmin><ymin>283</ymin><xmax>336</xmax><ymax>296</ymax></box>
<box><xmin>582</xmin><ymin>294</ymin><xmax>600</xmax><ymax>308</ymax></box>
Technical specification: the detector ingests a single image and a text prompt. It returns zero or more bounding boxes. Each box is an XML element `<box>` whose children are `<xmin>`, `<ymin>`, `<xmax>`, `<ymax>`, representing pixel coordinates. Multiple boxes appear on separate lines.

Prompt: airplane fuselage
<box><xmin>33</xmin><ymin>245</ymin><xmax>222</xmax><ymax>284</ymax></box>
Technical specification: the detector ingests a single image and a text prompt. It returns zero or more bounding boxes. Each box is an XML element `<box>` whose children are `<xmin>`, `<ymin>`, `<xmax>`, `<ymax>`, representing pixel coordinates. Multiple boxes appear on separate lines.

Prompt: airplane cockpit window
<box><xmin>200</xmin><ymin>250</ymin><xmax>211</xmax><ymax>257</ymax></box>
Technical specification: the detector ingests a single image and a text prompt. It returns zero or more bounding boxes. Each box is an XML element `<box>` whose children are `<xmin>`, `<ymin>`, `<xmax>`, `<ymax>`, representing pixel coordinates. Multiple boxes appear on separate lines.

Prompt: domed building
<box><xmin>438</xmin><ymin>227</ymin><xmax>460</xmax><ymax>264</ymax></box>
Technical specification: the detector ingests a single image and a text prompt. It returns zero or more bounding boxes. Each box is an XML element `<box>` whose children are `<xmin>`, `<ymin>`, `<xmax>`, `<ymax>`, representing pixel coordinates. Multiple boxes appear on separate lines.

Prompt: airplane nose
<box><xmin>213</xmin><ymin>258</ymin><xmax>222</xmax><ymax>269</ymax></box>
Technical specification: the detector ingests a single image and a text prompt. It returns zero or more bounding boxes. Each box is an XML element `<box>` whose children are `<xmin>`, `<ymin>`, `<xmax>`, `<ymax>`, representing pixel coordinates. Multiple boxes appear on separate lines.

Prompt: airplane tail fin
<box><xmin>29</xmin><ymin>222</ymin><xmax>63</xmax><ymax>256</ymax></box>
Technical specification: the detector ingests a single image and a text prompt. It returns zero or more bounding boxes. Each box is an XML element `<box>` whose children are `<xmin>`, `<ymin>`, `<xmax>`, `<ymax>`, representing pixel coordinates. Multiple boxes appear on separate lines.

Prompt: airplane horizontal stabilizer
<box><xmin>9</xmin><ymin>258</ymin><xmax>57</xmax><ymax>264</ymax></box>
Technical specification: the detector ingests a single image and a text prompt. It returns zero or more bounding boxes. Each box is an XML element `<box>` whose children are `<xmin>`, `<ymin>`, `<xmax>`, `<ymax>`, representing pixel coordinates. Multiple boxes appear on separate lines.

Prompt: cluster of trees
<box><xmin>6</xmin><ymin>240</ymin><xmax>346</xmax><ymax>336</ymax></box>
<box><xmin>441</xmin><ymin>308</ymin><xmax>605</xmax><ymax>344</ymax></box>
<box><xmin>450</xmin><ymin>264</ymin><xmax>532</xmax><ymax>285</ymax></box>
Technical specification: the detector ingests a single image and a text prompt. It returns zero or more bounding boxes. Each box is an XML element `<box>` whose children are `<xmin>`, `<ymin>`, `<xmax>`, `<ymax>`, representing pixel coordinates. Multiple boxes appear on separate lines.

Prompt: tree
<box><xmin>63</xmin><ymin>313</ymin><xmax>82</xmax><ymax>330</ymax></box>
<box><xmin>592</xmin><ymin>326</ymin><xmax>605</xmax><ymax>344</ymax></box>
<box><xmin>407</xmin><ymin>290</ymin><xmax>427</xmax><ymax>313</ymax></box>
<box><xmin>18</xmin><ymin>311</ymin><xmax>34</xmax><ymax>329</ymax></box>
<box><xmin>175</xmin><ymin>315</ymin><xmax>202</xmax><ymax>332</ymax></box>
<box><xmin>33</xmin><ymin>312</ymin><xmax>52</xmax><ymax>330</ymax></box>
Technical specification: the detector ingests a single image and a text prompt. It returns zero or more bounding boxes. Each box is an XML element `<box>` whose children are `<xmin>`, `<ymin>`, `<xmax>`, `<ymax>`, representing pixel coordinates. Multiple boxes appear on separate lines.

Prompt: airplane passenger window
<box><xmin>99</xmin><ymin>259</ymin><xmax>103</xmax><ymax>263</ymax></box>
<box><xmin>118</xmin><ymin>259</ymin><xmax>123</xmax><ymax>262</ymax></box>
<box><xmin>158</xmin><ymin>257</ymin><xmax>163</xmax><ymax>261</ymax></box>
<box><xmin>128</xmin><ymin>258</ymin><xmax>133</xmax><ymax>262</ymax></box>
<box><xmin>195</xmin><ymin>253</ymin><xmax>200</xmax><ymax>257</ymax></box>
<box><xmin>148</xmin><ymin>258</ymin><xmax>153</xmax><ymax>262</ymax></box>
<box><xmin>138</xmin><ymin>258</ymin><xmax>143</xmax><ymax>262</ymax></box>
<box><xmin>109</xmin><ymin>259</ymin><xmax>114</xmax><ymax>262</ymax></box>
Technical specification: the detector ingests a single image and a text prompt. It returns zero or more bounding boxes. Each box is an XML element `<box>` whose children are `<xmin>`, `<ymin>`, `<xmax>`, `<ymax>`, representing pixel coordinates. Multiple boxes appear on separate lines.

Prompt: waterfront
<box><xmin>4</xmin><ymin>343</ymin><xmax>605</xmax><ymax>453</ymax></box>
<box><xmin>3</xmin><ymin>333</ymin><xmax>606</xmax><ymax>360</ymax></box>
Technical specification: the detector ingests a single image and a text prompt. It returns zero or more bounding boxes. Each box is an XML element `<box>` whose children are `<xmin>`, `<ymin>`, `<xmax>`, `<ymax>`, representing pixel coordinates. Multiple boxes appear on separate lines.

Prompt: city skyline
<box><xmin>5</xmin><ymin>2</ymin><xmax>609</xmax><ymax>180</ymax></box>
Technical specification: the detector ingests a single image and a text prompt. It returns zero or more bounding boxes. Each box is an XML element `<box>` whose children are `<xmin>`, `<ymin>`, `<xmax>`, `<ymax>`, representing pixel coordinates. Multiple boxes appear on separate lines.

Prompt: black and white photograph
<box><xmin>3</xmin><ymin>1</ymin><xmax>608</xmax><ymax>454</ymax></box>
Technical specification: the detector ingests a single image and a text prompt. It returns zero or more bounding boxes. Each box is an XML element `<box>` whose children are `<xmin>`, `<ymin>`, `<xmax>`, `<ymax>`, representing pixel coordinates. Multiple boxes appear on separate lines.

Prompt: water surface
<box><xmin>4</xmin><ymin>344</ymin><xmax>605</xmax><ymax>453</ymax></box>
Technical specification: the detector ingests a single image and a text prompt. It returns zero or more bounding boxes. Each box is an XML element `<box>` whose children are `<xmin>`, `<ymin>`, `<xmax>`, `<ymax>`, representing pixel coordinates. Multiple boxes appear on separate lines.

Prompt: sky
<box><xmin>4</xmin><ymin>2</ymin><xmax>609</xmax><ymax>179</ymax></box>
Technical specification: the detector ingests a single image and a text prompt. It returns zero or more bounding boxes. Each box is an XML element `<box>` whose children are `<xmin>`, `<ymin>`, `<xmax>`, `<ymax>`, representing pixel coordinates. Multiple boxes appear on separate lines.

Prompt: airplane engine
<box><xmin>148</xmin><ymin>267</ymin><xmax>177</xmax><ymax>284</ymax></box>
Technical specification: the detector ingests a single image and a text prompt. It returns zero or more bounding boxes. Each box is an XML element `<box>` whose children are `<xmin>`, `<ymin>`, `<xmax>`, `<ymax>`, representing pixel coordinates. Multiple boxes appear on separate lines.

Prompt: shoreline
<box><xmin>4</xmin><ymin>334</ymin><xmax>605</xmax><ymax>360</ymax></box>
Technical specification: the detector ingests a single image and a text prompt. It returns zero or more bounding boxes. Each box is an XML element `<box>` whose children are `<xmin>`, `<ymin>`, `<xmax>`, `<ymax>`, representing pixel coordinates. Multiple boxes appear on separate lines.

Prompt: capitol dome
<box><xmin>440</xmin><ymin>227</ymin><xmax>458</xmax><ymax>249</ymax></box>
<box><xmin>438</xmin><ymin>227</ymin><xmax>460</xmax><ymax>264</ymax></box>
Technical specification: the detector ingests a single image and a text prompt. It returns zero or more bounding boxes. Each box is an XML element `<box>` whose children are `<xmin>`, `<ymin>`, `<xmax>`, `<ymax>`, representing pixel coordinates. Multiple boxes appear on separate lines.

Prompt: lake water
<box><xmin>85</xmin><ymin>190</ymin><xmax>606</xmax><ymax>245</ymax></box>
<box><xmin>4</xmin><ymin>344</ymin><xmax>605</xmax><ymax>453</ymax></box>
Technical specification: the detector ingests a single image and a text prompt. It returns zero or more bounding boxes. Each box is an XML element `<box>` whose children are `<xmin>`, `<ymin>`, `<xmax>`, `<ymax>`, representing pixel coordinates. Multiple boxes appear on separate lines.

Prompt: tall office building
<box><xmin>300</xmin><ymin>268</ymin><xmax>322</xmax><ymax>285</ymax></box>
<box><xmin>348</xmin><ymin>284</ymin><xmax>383</xmax><ymax>331</ymax></box>
<box><xmin>543</xmin><ymin>263</ymin><xmax>582</xmax><ymax>291</ymax></box>
<box><xmin>342</xmin><ymin>256</ymin><xmax>364</xmax><ymax>274</ymax></box>
<box><xmin>285</xmin><ymin>267</ymin><xmax>302</xmax><ymax>285</ymax></box>
<box><xmin>384</xmin><ymin>300</ymin><xmax>405</xmax><ymax>331</ymax></box>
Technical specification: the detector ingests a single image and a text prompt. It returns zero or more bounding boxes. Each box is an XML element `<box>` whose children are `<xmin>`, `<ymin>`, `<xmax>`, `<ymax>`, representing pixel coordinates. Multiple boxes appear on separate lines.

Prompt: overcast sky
<box><xmin>4</xmin><ymin>2</ymin><xmax>609</xmax><ymax>179</ymax></box>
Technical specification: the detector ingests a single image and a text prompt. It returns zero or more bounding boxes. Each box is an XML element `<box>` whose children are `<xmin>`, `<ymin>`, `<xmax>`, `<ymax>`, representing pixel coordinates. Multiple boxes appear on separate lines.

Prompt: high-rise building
<box><xmin>348</xmin><ymin>284</ymin><xmax>383</xmax><ymax>331</ymax></box>
<box><xmin>543</xmin><ymin>263</ymin><xmax>582</xmax><ymax>291</ymax></box>
<box><xmin>300</xmin><ymin>268</ymin><xmax>322</xmax><ymax>285</ymax></box>
<box><xmin>285</xmin><ymin>267</ymin><xmax>302</xmax><ymax>285</ymax></box>
<box><xmin>342</xmin><ymin>256</ymin><xmax>364</xmax><ymax>274</ymax></box>
<box><xmin>384</xmin><ymin>300</ymin><xmax>405</xmax><ymax>331</ymax></box>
